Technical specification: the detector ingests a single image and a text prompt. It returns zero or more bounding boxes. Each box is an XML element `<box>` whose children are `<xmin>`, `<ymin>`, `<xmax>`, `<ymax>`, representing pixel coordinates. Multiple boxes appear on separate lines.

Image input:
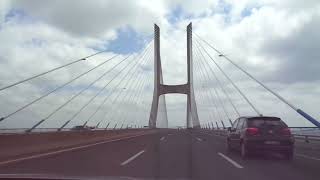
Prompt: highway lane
<box><xmin>0</xmin><ymin>130</ymin><xmax>167</xmax><ymax>177</ymax></box>
<box><xmin>0</xmin><ymin>129</ymin><xmax>319</xmax><ymax>179</ymax></box>
<box><xmin>195</xmin><ymin>130</ymin><xmax>320</xmax><ymax>180</ymax></box>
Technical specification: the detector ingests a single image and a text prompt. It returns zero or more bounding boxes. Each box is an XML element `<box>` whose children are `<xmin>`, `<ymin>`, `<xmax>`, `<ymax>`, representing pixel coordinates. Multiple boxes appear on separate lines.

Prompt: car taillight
<box><xmin>281</xmin><ymin>128</ymin><xmax>291</xmax><ymax>136</ymax></box>
<box><xmin>246</xmin><ymin>128</ymin><xmax>259</xmax><ymax>136</ymax></box>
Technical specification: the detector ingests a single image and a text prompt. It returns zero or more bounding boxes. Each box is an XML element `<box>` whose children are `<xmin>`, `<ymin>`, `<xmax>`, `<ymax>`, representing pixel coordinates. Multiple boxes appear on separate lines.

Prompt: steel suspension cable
<box><xmin>119</xmin><ymin>70</ymin><xmax>153</xmax><ymax>127</ymax></box>
<box><xmin>194</xmin><ymin>58</ymin><xmax>217</xmax><ymax>127</ymax></box>
<box><xmin>195</xmin><ymin>45</ymin><xmax>241</xmax><ymax>117</ymax></box>
<box><xmin>194</xmin><ymin>56</ymin><xmax>224</xmax><ymax>124</ymax></box>
<box><xmin>128</xmin><ymin>74</ymin><xmax>153</xmax><ymax>127</ymax></box>
<box><xmin>0</xmin><ymin>49</ymin><xmax>112</xmax><ymax>92</ymax></box>
<box><xmin>132</xmin><ymin>71</ymin><xmax>155</xmax><ymax>128</ymax></box>
<box><xmin>194</xmin><ymin>38</ymin><xmax>262</xmax><ymax>116</ymax></box>
<box><xmin>58</xmin><ymin>43</ymin><xmax>153</xmax><ymax>130</ymax></box>
<box><xmin>194</xmin><ymin>33</ymin><xmax>320</xmax><ymax>127</ymax></box>
<box><xmin>101</xmin><ymin>66</ymin><xmax>150</xmax><ymax>128</ymax></box>
<box><xmin>93</xmin><ymin>49</ymin><xmax>153</xmax><ymax>128</ymax></box>
<box><xmin>83</xmin><ymin>46</ymin><xmax>153</xmax><ymax>127</ymax></box>
<box><xmin>194</xmin><ymin>49</ymin><xmax>232</xmax><ymax>121</ymax></box>
<box><xmin>95</xmin><ymin>75</ymin><xmax>146</xmax><ymax>128</ymax></box>
<box><xmin>198</xmin><ymin>56</ymin><xmax>232</xmax><ymax>126</ymax></box>
<box><xmin>26</xmin><ymin>54</ymin><xmax>135</xmax><ymax>132</ymax></box>
<box><xmin>117</xmin><ymin>74</ymin><xmax>150</xmax><ymax>128</ymax></box>
<box><xmin>0</xmin><ymin>55</ymin><xmax>119</xmax><ymax>122</ymax></box>
<box><xmin>198</xmin><ymin>72</ymin><xmax>222</xmax><ymax>127</ymax></box>
<box><xmin>101</xmin><ymin>53</ymin><xmax>153</xmax><ymax>128</ymax></box>
<box><xmin>193</xmin><ymin>57</ymin><xmax>218</xmax><ymax>127</ymax></box>
<box><xmin>196</xmin><ymin>86</ymin><xmax>215</xmax><ymax>127</ymax></box>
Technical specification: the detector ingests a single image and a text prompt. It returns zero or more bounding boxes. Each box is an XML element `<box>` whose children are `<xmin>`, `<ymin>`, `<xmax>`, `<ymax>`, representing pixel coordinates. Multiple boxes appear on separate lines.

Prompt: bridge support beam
<box><xmin>149</xmin><ymin>23</ymin><xmax>200</xmax><ymax>128</ymax></box>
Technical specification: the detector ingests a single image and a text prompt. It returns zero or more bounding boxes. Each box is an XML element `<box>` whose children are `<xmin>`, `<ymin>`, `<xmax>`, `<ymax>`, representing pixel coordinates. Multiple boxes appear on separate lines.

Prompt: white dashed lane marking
<box><xmin>218</xmin><ymin>152</ymin><xmax>244</xmax><ymax>169</ymax></box>
<box><xmin>120</xmin><ymin>150</ymin><xmax>146</xmax><ymax>166</ymax></box>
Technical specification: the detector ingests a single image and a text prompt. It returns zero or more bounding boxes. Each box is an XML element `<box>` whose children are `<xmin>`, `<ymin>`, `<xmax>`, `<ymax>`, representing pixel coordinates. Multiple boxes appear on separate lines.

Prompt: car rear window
<box><xmin>248</xmin><ymin>118</ymin><xmax>287</xmax><ymax>128</ymax></box>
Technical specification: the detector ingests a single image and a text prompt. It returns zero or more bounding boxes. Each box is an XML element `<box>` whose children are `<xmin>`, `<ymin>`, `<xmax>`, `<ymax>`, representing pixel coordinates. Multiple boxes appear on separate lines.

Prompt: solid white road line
<box><xmin>160</xmin><ymin>136</ymin><xmax>166</xmax><ymax>141</ymax></box>
<box><xmin>296</xmin><ymin>153</ymin><xmax>320</xmax><ymax>161</ymax></box>
<box><xmin>218</xmin><ymin>152</ymin><xmax>244</xmax><ymax>169</ymax></box>
<box><xmin>0</xmin><ymin>133</ymin><xmax>152</xmax><ymax>166</ymax></box>
<box><xmin>120</xmin><ymin>150</ymin><xmax>145</xmax><ymax>166</ymax></box>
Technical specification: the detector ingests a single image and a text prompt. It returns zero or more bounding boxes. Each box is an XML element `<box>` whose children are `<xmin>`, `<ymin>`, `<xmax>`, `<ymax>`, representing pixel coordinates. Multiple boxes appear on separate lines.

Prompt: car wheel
<box><xmin>241</xmin><ymin>142</ymin><xmax>249</xmax><ymax>159</ymax></box>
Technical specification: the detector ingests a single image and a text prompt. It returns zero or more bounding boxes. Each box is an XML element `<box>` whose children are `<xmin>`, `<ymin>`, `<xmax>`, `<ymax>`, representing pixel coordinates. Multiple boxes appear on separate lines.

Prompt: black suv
<box><xmin>226</xmin><ymin>116</ymin><xmax>294</xmax><ymax>159</ymax></box>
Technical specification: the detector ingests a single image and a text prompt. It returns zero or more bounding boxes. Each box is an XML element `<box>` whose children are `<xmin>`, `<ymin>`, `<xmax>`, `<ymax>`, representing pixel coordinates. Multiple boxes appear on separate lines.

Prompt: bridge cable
<box><xmin>193</xmin><ymin>55</ymin><xmax>221</xmax><ymax>127</ymax></box>
<box><xmin>26</xmin><ymin>53</ymin><xmax>137</xmax><ymax>132</ymax></box>
<box><xmin>193</xmin><ymin>68</ymin><xmax>212</xmax><ymax>127</ymax></box>
<box><xmin>199</xmin><ymin>83</ymin><xmax>219</xmax><ymax>128</ymax></box>
<box><xmin>100</xmin><ymin>51</ymin><xmax>153</xmax><ymax>128</ymax></box>
<box><xmin>195</xmin><ymin>47</ymin><xmax>239</xmax><ymax>123</ymax></box>
<box><xmin>85</xmin><ymin>48</ymin><xmax>152</xmax><ymax>127</ymax></box>
<box><xmin>58</xmin><ymin>42</ymin><xmax>153</xmax><ymax>130</ymax></box>
<box><xmin>194</xmin><ymin>33</ymin><xmax>320</xmax><ymax>127</ymax></box>
<box><xmin>194</xmin><ymin>38</ymin><xmax>262</xmax><ymax>116</ymax></box>
<box><xmin>92</xmin><ymin>48</ymin><xmax>153</xmax><ymax>128</ymax></box>
<box><xmin>194</xmin><ymin>39</ymin><xmax>254</xmax><ymax>117</ymax></box>
<box><xmin>96</xmin><ymin>73</ymin><xmax>150</xmax><ymax>128</ymax></box>
<box><xmin>193</xmin><ymin>59</ymin><xmax>216</xmax><ymax>128</ymax></box>
<box><xmin>118</xmin><ymin>65</ymin><xmax>154</xmax><ymax>128</ymax></box>
<box><xmin>194</xmin><ymin>54</ymin><xmax>225</xmax><ymax>127</ymax></box>
<box><xmin>0</xmin><ymin>55</ymin><xmax>119</xmax><ymax>122</ymax></box>
<box><xmin>194</xmin><ymin>47</ymin><xmax>232</xmax><ymax>122</ymax></box>
<box><xmin>133</xmin><ymin>71</ymin><xmax>156</xmax><ymax>128</ymax></box>
<box><xmin>0</xmin><ymin>49</ymin><xmax>111</xmax><ymax>92</ymax></box>
<box><xmin>82</xmin><ymin>45</ymin><xmax>153</xmax><ymax>127</ymax></box>
<box><xmin>196</xmin><ymin>86</ymin><xmax>216</xmax><ymax>128</ymax></box>
<box><xmin>99</xmin><ymin>66</ymin><xmax>151</xmax><ymax>129</ymax></box>
<box><xmin>56</xmin><ymin>43</ymin><xmax>152</xmax><ymax>130</ymax></box>
<box><xmin>128</xmin><ymin>73</ymin><xmax>153</xmax><ymax>128</ymax></box>
<box><xmin>199</xmin><ymin>55</ymin><xmax>231</xmax><ymax>127</ymax></box>
<box><xmin>194</xmin><ymin>53</ymin><xmax>226</xmax><ymax>127</ymax></box>
<box><xmin>117</xmin><ymin>70</ymin><xmax>152</xmax><ymax>128</ymax></box>
<box><xmin>195</xmin><ymin>45</ymin><xmax>241</xmax><ymax>117</ymax></box>
<box><xmin>98</xmin><ymin>49</ymin><xmax>153</xmax><ymax>128</ymax></box>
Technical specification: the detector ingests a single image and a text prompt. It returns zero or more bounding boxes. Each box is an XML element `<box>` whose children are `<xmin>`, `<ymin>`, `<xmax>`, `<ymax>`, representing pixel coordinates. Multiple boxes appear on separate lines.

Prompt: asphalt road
<box><xmin>0</xmin><ymin>129</ymin><xmax>319</xmax><ymax>180</ymax></box>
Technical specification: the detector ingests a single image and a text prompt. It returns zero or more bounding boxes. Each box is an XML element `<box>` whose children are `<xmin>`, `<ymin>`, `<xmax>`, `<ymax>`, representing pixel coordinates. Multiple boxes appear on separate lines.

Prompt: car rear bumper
<box><xmin>245</xmin><ymin>140</ymin><xmax>294</xmax><ymax>152</ymax></box>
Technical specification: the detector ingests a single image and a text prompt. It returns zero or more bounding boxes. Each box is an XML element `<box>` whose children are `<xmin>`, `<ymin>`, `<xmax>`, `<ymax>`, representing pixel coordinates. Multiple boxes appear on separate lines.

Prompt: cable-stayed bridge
<box><xmin>0</xmin><ymin>23</ymin><xmax>319</xmax><ymax>179</ymax></box>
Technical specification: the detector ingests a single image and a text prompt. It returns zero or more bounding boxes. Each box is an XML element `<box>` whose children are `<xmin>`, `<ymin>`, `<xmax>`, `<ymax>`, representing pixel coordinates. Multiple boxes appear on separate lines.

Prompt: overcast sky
<box><xmin>0</xmin><ymin>0</ymin><xmax>319</xmax><ymax>129</ymax></box>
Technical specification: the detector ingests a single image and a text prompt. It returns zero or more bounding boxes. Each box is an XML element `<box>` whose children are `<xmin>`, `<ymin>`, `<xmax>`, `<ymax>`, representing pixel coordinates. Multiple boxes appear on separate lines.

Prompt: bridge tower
<box><xmin>149</xmin><ymin>23</ymin><xmax>200</xmax><ymax>128</ymax></box>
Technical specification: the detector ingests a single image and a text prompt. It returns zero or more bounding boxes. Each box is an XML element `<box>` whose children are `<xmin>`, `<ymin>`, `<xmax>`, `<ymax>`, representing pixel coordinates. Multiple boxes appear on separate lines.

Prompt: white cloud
<box><xmin>11</xmin><ymin>0</ymin><xmax>170</xmax><ymax>37</ymax></box>
<box><xmin>0</xmin><ymin>0</ymin><xmax>10</xmax><ymax>24</ymax></box>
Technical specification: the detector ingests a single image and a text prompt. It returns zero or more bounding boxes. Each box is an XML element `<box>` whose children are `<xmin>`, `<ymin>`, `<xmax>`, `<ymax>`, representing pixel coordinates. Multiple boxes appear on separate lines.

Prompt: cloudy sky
<box><xmin>0</xmin><ymin>0</ymin><xmax>319</xmax><ymax>129</ymax></box>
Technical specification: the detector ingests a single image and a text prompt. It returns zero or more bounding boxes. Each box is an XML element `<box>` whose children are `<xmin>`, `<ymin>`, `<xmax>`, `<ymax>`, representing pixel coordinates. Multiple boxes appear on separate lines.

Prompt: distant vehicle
<box><xmin>177</xmin><ymin>126</ymin><xmax>184</xmax><ymax>130</ymax></box>
<box><xmin>71</xmin><ymin>125</ymin><xmax>92</xmax><ymax>131</ymax></box>
<box><xmin>226</xmin><ymin>116</ymin><xmax>294</xmax><ymax>160</ymax></box>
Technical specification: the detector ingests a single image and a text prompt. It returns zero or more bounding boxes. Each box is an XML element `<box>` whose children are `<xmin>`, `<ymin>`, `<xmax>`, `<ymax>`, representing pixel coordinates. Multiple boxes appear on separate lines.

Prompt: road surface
<box><xmin>0</xmin><ymin>129</ymin><xmax>319</xmax><ymax>179</ymax></box>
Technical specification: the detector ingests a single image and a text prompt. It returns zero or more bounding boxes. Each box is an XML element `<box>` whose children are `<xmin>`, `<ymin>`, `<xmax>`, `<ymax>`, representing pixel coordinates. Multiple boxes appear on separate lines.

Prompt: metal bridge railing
<box><xmin>0</xmin><ymin>127</ymin><xmax>143</xmax><ymax>135</ymax></box>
